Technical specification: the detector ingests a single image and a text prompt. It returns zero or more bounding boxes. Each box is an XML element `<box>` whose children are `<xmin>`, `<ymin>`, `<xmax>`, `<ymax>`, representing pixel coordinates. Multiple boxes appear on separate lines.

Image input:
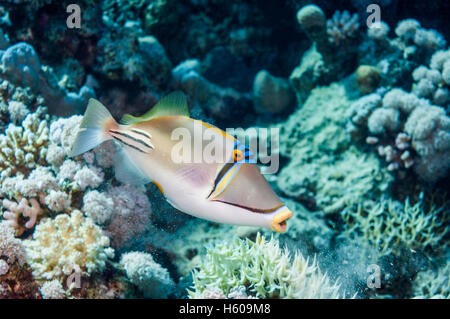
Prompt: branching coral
<box><xmin>404</xmin><ymin>105</ymin><xmax>450</xmax><ymax>182</ymax></box>
<box><xmin>23</xmin><ymin>210</ymin><xmax>114</xmax><ymax>280</ymax></box>
<box><xmin>189</xmin><ymin>234</ymin><xmax>345</xmax><ymax>299</ymax></box>
<box><xmin>326</xmin><ymin>10</ymin><xmax>360</xmax><ymax>47</ymax></box>
<box><xmin>412</xmin><ymin>49</ymin><xmax>450</xmax><ymax>106</ymax></box>
<box><xmin>120</xmin><ymin>251</ymin><xmax>174</xmax><ymax>298</ymax></box>
<box><xmin>342</xmin><ymin>194</ymin><xmax>448</xmax><ymax>256</ymax></box>
<box><xmin>0</xmin><ymin>110</ymin><xmax>49</xmax><ymax>180</ymax></box>
<box><xmin>413</xmin><ymin>261</ymin><xmax>450</xmax><ymax>299</ymax></box>
<box><xmin>395</xmin><ymin>19</ymin><xmax>446</xmax><ymax>51</ymax></box>
<box><xmin>347</xmin><ymin>86</ymin><xmax>450</xmax><ymax>181</ymax></box>
<box><xmin>1</xmin><ymin>197</ymin><xmax>43</xmax><ymax>234</ymax></box>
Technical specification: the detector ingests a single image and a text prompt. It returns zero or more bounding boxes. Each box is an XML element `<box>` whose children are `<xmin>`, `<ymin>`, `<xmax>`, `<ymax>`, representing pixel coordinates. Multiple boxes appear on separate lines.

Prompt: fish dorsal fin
<box><xmin>121</xmin><ymin>91</ymin><xmax>190</xmax><ymax>125</ymax></box>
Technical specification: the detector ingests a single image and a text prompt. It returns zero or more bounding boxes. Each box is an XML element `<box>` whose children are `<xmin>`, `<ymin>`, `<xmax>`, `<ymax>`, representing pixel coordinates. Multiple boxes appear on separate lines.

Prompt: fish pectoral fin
<box><xmin>121</xmin><ymin>91</ymin><xmax>190</xmax><ymax>125</ymax></box>
<box><xmin>175</xmin><ymin>165</ymin><xmax>214</xmax><ymax>189</ymax></box>
<box><xmin>113</xmin><ymin>148</ymin><xmax>151</xmax><ymax>186</ymax></box>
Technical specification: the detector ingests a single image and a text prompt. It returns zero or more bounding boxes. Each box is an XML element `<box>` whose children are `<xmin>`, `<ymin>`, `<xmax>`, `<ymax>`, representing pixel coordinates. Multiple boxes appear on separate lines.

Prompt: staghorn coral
<box><xmin>189</xmin><ymin>234</ymin><xmax>345</xmax><ymax>299</ymax></box>
<box><xmin>120</xmin><ymin>251</ymin><xmax>174</xmax><ymax>298</ymax></box>
<box><xmin>23</xmin><ymin>210</ymin><xmax>114</xmax><ymax>280</ymax></box>
<box><xmin>342</xmin><ymin>194</ymin><xmax>448</xmax><ymax>256</ymax></box>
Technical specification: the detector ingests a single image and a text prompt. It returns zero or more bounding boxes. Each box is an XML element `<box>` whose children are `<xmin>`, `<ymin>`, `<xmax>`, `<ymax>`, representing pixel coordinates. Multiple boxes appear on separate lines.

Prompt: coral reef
<box><xmin>189</xmin><ymin>234</ymin><xmax>345</xmax><ymax>299</ymax></box>
<box><xmin>0</xmin><ymin>0</ymin><xmax>448</xmax><ymax>301</ymax></box>
<box><xmin>253</xmin><ymin>70</ymin><xmax>294</xmax><ymax>115</ymax></box>
<box><xmin>0</xmin><ymin>110</ymin><xmax>49</xmax><ymax>180</ymax></box>
<box><xmin>120</xmin><ymin>251</ymin><xmax>174</xmax><ymax>298</ymax></box>
<box><xmin>413</xmin><ymin>259</ymin><xmax>450</xmax><ymax>298</ymax></box>
<box><xmin>0</xmin><ymin>221</ymin><xmax>26</xmax><ymax>265</ymax></box>
<box><xmin>342</xmin><ymin>194</ymin><xmax>448</xmax><ymax>256</ymax></box>
<box><xmin>23</xmin><ymin>210</ymin><xmax>114</xmax><ymax>280</ymax></box>
<box><xmin>277</xmin><ymin>81</ymin><xmax>392</xmax><ymax>214</ymax></box>
<box><xmin>347</xmin><ymin>86</ymin><xmax>450</xmax><ymax>182</ymax></box>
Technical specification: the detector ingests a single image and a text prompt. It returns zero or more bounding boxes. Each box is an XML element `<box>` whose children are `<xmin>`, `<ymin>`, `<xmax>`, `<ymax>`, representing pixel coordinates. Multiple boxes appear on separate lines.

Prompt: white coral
<box><xmin>0</xmin><ymin>259</ymin><xmax>9</xmax><ymax>275</ymax></box>
<box><xmin>405</xmin><ymin>105</ymin><xmax>450</xmax><ymax>182</ymax></box>
<box><xmin>23</xmin><ymin>210</ymin><xmax>114</xmax><ymax>280</ymax></box>
<box><xmin>0</xmin><ymin>111</ymin><xmax>49</xmax><ymax>180</ymax></box>
<box><xmin>73</xmin><ymin>166</ymin><xmax>103</xmax><ymax>191</ymax></box>
<box><xmin>8</xmin><ymin>100</ymin><xmax>29</xmax><ymax>122</ymax></box>
<box><xmin>0</xmin><ymin>221</ymin><xmax>26</xmax><ymax>265</ymax></box>
<box><xmin>82</xmin><ymin>190</ymin><xmax>114</xmax><ymax>225</ymax></box>
<box><xmin>45</xmin><ymin>190</ymin><xmax>70</xmax><ymax>212</ymax></box>
<box><xmin>368</xmin><ymin>107</ymin><xmax>401</xmax><ymax>134</ymax></box>
<box><xmin>395</xmin><ymin>19</ymin><xmax>421</xmax><ymax>40</ymax></box>
<box><xmin>40</xmin><ymin>280</ymin><xmax>66</xmax><ymax>299</ymax></box>
<box><xmin>367</xmin><ymin>21</ymin><xmax>390</xmax><ymax>41</ymax></box>
<box><xmin>120</xmin><ymin>251</ymin><xmax>174</xmax><ymax>298</ymax></box>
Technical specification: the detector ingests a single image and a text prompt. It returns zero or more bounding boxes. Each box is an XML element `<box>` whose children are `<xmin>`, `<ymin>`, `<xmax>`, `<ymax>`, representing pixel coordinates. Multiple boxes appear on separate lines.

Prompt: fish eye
<box><xmin>233</xmin><ymin>149</ymin><xmax>244</xmax><ymax>162</ymax></box>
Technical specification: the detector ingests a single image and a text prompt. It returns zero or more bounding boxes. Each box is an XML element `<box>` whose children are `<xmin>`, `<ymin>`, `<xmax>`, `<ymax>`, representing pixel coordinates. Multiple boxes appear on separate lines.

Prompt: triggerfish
<box><xmin>69</xmin><ymin>92</ymin><xmax>293</xmax><ymax>232</ymax></box>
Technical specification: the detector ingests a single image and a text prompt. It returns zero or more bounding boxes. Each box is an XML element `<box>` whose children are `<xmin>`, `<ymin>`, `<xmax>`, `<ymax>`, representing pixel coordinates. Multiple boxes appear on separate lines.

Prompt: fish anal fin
<box><xmin>113</xmin><ymin>148</ymin><xmax>151</xmax><ymax>186</ymax></box>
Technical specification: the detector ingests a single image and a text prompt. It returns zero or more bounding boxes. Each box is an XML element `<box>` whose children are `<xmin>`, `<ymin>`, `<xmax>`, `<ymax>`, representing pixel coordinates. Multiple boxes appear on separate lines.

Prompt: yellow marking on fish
<box><xmin>196</xmin><ymin>120</ymin><xmax>235</xmax><ymax>141</ymax></box>
<box><xmin>208</xmin><ymin>162</ymin><xmax>241</xmax><ymax>200</ymax></box>
<box><xmin>152</xmin><ymin>180</ymin><xmax>165</xmax><ymax>195</ymax></box>
<box><xmin>271</xmin><ymin>206</ymin><xmax>293</xmax><ymax>233</ymax></box>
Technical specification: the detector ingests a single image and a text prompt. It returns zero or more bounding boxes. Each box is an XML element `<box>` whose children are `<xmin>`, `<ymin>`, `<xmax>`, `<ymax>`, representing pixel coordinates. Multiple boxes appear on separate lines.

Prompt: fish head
<box><xmin>209</xmin><ymin>162</ymin><xmax>293</xmax><ymax>233</ymax></box>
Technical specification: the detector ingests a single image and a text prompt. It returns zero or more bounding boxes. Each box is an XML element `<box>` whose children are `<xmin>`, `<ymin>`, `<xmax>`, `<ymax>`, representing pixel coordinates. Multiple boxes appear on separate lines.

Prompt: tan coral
<box><xmin>0</xmin><ymin>111</ymin><xmax>49</xmax><ymax>180</ymax></box>
<box><xmin>1</xmin><ymin>198</ymin><xmax>43</xmax><ymax>235</ymax></box>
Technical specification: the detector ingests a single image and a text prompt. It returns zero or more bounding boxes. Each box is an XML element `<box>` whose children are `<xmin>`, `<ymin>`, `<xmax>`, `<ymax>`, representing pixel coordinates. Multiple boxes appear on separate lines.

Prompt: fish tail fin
<box><xmin>69</xmin><ymin>98</ymin><xmax>117</xmax><ymax>157</ymax></box>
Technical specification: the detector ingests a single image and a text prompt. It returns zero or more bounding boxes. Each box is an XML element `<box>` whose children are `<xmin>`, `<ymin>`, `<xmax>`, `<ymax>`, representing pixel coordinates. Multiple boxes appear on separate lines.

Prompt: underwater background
<box><xmin>0</xmin><ymin>0</ymin><xmax>449</xmax><ymax>299</ymax></box>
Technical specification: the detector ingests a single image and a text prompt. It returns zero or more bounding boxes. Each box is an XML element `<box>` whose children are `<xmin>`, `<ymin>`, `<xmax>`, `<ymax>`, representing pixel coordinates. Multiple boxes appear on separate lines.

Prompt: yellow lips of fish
<box><xmin>69</xmin><ymin>91</ymin><xmax>293</xmax><ymax>233</ymax></box>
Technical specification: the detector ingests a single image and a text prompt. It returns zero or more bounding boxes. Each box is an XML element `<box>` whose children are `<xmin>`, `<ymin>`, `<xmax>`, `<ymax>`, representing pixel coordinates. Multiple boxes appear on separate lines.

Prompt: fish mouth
<box><xmin>270</xmin><ymin>207</ymin><xmax>293</xmax><ymax>233</ymax></box>
<box><xmin>212</xmin><ymin>200</ymin><xmax>293</xmax><ymax>232</ymax></box>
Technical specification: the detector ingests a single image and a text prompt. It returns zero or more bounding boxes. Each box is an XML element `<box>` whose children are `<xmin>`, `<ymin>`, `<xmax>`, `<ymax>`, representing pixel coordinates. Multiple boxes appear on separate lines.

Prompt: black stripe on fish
<box><xmin>111</xmin><ymin>135</ymin><xmax>148</xmax><ymax>153</ymax></box>
<box><xmin>212</xmin><ymin>200</ymin><xmax>284</xmax><ymax>214</ymax></box>
<box><xmin>109</xmin><ymin>130</ymin><xmax>154</xmax><ymax>150</ymax></box>
<box><xmin>207</xmin><ymin>162</ymin><xmax>235</xmax><ymax>199</ymax></box>
<box><xmin>131</xmin><ymin>128</ymin><xmax>152</xmax><ymax>139</ymax></box>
